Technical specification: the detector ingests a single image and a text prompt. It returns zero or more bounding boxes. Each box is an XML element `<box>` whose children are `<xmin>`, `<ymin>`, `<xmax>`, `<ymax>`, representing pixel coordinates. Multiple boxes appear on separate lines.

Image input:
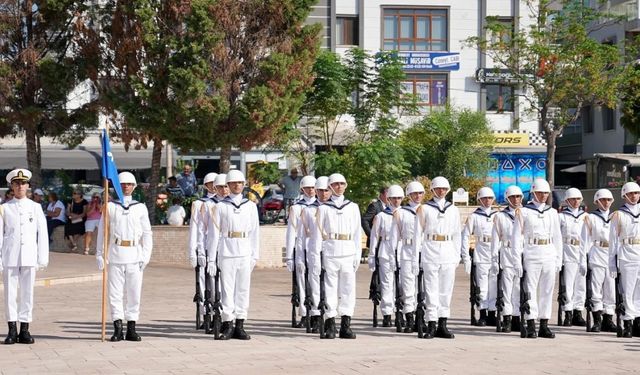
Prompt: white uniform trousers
<box><xmin>378</xmin><ymin>259</ymin><xmax>395</xmax><ymax>316</ymax></box>
<box><xmin>323</xmin><ymin>255</ymin><xmax>356</xmax><ymax>319</ymax></box>
<box><xmin>590</xmin><ymin>266</ymin><xmax>615</xmax><ymax>315</ymax></box>
<box><xmin>307</xmin><ymin>258</ymin><xmax>321</xmax><ymax>316</ymax></box>
<box><xmin>475</xmin><ymin>262</ymin><xmax>497</xmax><ymax>311</ymax></box>
<box><xmin>108</xmin><ymin>263</ymin><xmax>143</xmax><ymax>321</ymax></box>
<box><xmin>220</xmin><ymin>256</ymin><xmax>251</xmax><ymax>322</ymax></box>
<box><xmin>501</xmin><ymin>267</ymin><xmax>521</xmax><ymax>316</ymax></box>
<box><xmin>524</xmin><ymin>260</ymin><xmax>556</xmax><ymax>320</ymax></box>
<box><xmin>400</xmin><ymin>260</ymin><xmax>417</xmax><ymax>314</ymax></box>
<box><xmin>423</xmin><ymin>263</ymin><xmax>456</xmax><ymax>322</ymax></box>
<box><xmin>563</xmin><ymin>262</ymin><xmax>586</xmax><ymax>311</ymax></box>
<box><xmin>3</xmin><ymin>267</ymin><xmax>36</xmax><ymax>323</ymax></box>
<box><xmin>620</xmin><ymin>260</ymin><xmax>640</xmax><ymax>320</ymax></box>
<box><xmin>295</xmin><ymin>261</ymin><xmax>308</xmax><ymax>316</ymax></box>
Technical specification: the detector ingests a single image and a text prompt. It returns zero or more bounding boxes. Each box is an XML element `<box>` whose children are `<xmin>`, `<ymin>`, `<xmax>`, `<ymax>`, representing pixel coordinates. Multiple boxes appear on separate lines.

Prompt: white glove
<box><xmin>368</xmin><ymin>257</ymin><xmax>376</xmax><ymax>272</ymax></box>
<box><xmin>411</xmin><ymin>261</ymin><xmax>419</xmax><ymax>276</ymax></box>
<box><xmin>207</xmin><ymin>261</ymin><xmax>217</xmax><ymax>275</ymax></box>
<box><xmin>37</xmin><ymin>262</ymin><xmax>48</xmax><ymax>271</ymax></box>
<box><xmin>251</xmin><ymin>258</ymin><xmax>257</xmax><ymax>271</ymax></box>
<box><xmin>286</xmin><ymin>259</ymin><xmax>294</xmax><ymax>272</ymax></box>
<box><xmin>96</xmin><ymin>256</ymin><xmax>105</xmax><ymax>271</ymax></box>
<box><xmin>579</xmin><ymin>262</ymin><xmax>587</xmax><ymax>277</ymax></box>
<box><xmin>189</xmin><ymin>256</ymin><xmax>197</xmax><ymax>268</ymax></box>
<box><xmin>609</xmin><ymin>265</ymin><xmax>618</xmax><ymax>279</ymax></box>
<box><xmin>353</xmin><ymin>257</ymin><xmax>360</xmax><ymax>272</ymax></box>
<box><xmin>490</xmin><ymin>262</ymin><xmax>499</xmax><ymax>275</ymax></box>
<box><xmin>515</xmin><ymin>263</ymin><xmax>523</xmax><ymax>278</ymax></box>
<box><xmin>463</xmin><ymin>259</ymin><xmax>472</xmax><ymax>275</ymax></box>
<box><xmin>197</xmin><ymin>256</ymin><xmax>206</xmax><ymax>267</ymax></box>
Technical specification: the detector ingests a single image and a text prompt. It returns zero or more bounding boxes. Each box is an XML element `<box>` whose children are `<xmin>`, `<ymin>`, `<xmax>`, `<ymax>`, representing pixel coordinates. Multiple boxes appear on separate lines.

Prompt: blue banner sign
<box><xmin>398</xmin><ymin>52</ymin><xmax>460</xmax><ymax>71</ymax></box>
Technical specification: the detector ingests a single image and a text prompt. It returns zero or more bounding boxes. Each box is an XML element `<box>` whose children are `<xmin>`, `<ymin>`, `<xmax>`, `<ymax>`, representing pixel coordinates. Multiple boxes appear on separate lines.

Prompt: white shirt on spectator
<box><xmin>167</xmin><ymin>204</ymin><xmax>186</xmax><ymax>226</ymax></box>
<box><xmin>47</xmin><ymin>200</ymin><xmax>67</xmax><ymax>222</ymax></box>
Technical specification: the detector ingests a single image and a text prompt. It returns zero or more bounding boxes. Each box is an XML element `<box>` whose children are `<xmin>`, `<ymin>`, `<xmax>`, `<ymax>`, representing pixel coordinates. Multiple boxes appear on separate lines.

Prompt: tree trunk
<box><xmin>147</xmin><ymin>137</ymin><xmax>163</xmax><ymax>224</ymax></box>
<box><xmin>25</xmin><ymin>126</ymin><xmax>43</xmax><ymax>188</ymax></box>
<box><xmin>220</xmin><ymin>145</ymin><xmax>232</xmax><ymax>173</ymax></box>
<box><xmin>545</xmin><ymin>129</ymin><xmax>557</xmax><ymax>206</ymax></box>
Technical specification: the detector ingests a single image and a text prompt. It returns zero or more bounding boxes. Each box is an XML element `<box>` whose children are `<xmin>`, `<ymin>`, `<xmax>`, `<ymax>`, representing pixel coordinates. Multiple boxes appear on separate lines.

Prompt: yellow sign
<box><xmin>493</xmin><ymin>133</ymin><xmax>529</xmax><ymax>147</ymax></box>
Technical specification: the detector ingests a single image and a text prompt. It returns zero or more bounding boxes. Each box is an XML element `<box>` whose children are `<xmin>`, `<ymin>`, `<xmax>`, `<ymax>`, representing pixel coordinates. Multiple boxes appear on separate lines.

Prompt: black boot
<box><xmin>4</xmin><ymin>322</ymin><xmax>17</xmax><ymax>345</ymax></box>
<box><xmin>339</xmin><ymin>316</ymin><xmax>356</xmax><ymax>339</ymax></box>
<box><xmin>526</xmin><ymin>319</ymin><xmax>537</xmax><ymax>338</ymax></box>
<box><xmin>216</xmin><ymin>320</ymin><xmax>234</xmax><ymax>340</ymax></box>
<box><xmin>502</xmin><ymin>315</ymin><xmax>512</xmax><ymax>333</ymax></box>
<box><xmin>125</xmin><ymin>321</ymin><xmax>141</xmax><ymax>342</ymax></box>
<box><xmin>295</xmin><ymin>316</ymin><xmax>308</xmax><ymax>329</ymax></box>
<box><xmin>232</xmin><ymin>319</ymin><xmax>251</xmax><ymax>340</ymax></box>
<box><xmin>17</xmin><ymin>323</ymin><xmax>34</xmax><ymax>344</ymax></box>
<box><xmin>563</xmin><ymin>311</ymin><xmax>572</xmax><ymax>326</ymax></box>
<box><xmin>601</xmin><ymin>314</ymin><xmax>617</xmax><ymax>332</ymax></box>
<box><xmin>590</xmin><ymin>311</ymin><xmax>602</xmax><ymax>333</ymax></box>
<box><xmin>404</xmin><ymin>313</ymin><xmax>415</xmax><ymax>333</ymax></box>
<box><xmin>310</xmin><ymin>316</ymin><xmax>320</xmax><ymax>334</ymax></box>
<box><xmin>572</xmin><ymin>310</ymin><xmax>586</xmax><ymax>327</ymax></box>
<box><xmin>633</xmin><ymin>317</ymin><xmax>640</xmax><ymax>337</ymax></box>
<box><xmin>382</xmin><ymin>315</ymin><xmax>392</xmax><ymax>328</ymax></box>
<box><xmin>623</xmin><ymin>320</ymin><xmax>633</xmax><ymax>338</ymax></box>
<box><xmin>424</xmin><ymin>321</ymin><xmax>436</xmax><ymax>339</ymax></box>
<box><xmin>511</xmin><ymin>316</ymin><xmax>521</xmax><ymax>331</ymax></box>
<box><xmin>435</xmin><ymin>318</ymin><xmax>454</xmax><ymax>339</ymax></box>
<box><xmin>538</xmin><ymin>319</ymin><xmax>555</xmax><ymax>339</ymax></box>
<box><xmin>487</xmin><ymin>310</ymin><xmax>497</xmax><ymax>326</ymax></box>
<box><xmin>110</xmin><ymin>320</ymin><xmax>124</xmax><ymax>342</ymax></box>
<box><xmin>477</xmin><ymin>309</ymin><xmax>487</xmax><ymax>327</ymax></box>
<box><xmin>321</xmin><ymin>318</ymin><xmax>336</xmax><ymax>339</ymax></box>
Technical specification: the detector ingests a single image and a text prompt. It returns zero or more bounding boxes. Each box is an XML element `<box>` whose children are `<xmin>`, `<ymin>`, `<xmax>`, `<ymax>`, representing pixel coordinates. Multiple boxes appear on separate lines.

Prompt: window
<box><xmin>382</xmin><ymin>8</ymin><xmax>447</xmax><ymax>51</ymax></box>
<box><xmin>488</xmin><ymin>18</ymin><xmax>513</xmax><ymax>46</ymax></box>
<box><xmin>486</xmin><ymin>84</ymin><xmax>514</xmax><ymax>112</ymax></box>
<box><xmin>603</xmin><ymin>106</ymin><xmax>615</xmax><ymax>131</ymax></box>
<box><xmin>583</xmin><ymin>105</ymin><xmax>593</xmax><ymax>133</ymax></box>
<box><xmin>336</xmin><ymin>16</ymin><xmax>358</xmax><ymax>46</ymax></box>
<box><xmin>402</xmin><ymin>74</ymin><xmax>447</xmax><ymax>106</ymax></box>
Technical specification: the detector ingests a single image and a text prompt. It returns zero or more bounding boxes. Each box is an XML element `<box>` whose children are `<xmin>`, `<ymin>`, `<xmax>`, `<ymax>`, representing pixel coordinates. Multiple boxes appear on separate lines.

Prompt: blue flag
<box><xmin>101</xmin><ymin>129</ymin><xmax>124</xmax><ymax>202</ymax></box>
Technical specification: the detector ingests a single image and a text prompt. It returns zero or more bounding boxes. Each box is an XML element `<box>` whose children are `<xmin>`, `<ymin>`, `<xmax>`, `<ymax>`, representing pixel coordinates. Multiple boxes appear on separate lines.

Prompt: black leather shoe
<box><xmin>216</xmin><ymin>321</ymin><xmax>234</xmax><ymax>340</ymax></box>
<box><xmin>232</xmin><ymin>319</ymin><xmax>251</xmax><ymax>340</ymax></box>
<box><xmin>435</xmin><ymin>318</ymin><xmax>454</xmax><ymax>339</ymax></box>
<box><xmin>601</xmin><ymin>314</ymin><xmax>617</xmax><ymax>332</ymax></box>
<box><xmin>572</xmin><ymin>310</ymin><xmax>586</xmax><ymax>327</ymax></box>
<box><xmin>339</xmin><ymin>316</ymin><xmax>356</xmax><ymax>339</ymax></box>
<box><xmin>590</xmin><ymin>311</ymin><xmax>602</xmax><ymax>333</ymax></box>
<box><xmin>321</xmin><ymin>318</ymin><xmax>336</xmax><ymax>339</ymax></box>
<box><xmin>633</xmin><ymin>317</ymin><xmax>640</xmax><ymax>337</ymax></box>
<box><xmin>526</xmin><ymin>319</ymin><xmax>537</xmax><ymax>339</ymax></box>
<box><xmin>623</xmin><ymin>320</ymin><xmax>633</xmax><ymax>338</ymax></box>
<box><xmin>4</xmin><ymin>322</ymin><xmax>17</xmax><ymax>345</ymax></box>
<box><xmin>310</xmin><ymin>316</ymin><xmax>320</xmax><ymax>334</ymax></box>
<box><xmin>404</xmin><ymin>313</ymin><xmax>415</xmax><ymax>333</ymax></box>
<box><xmin>295</xmin><ymin>316</ymin><xmax>308</xmax><ymax>329</ymax></box>
<box><xmin>382</xmin><ymin>315</ymin><xmax>392</xmax><ymax>328</ymax></box>
<box><xmin>424</xmin><ymin>321</ymin><xmax>436</xmax><ymax>339</ymax></box>
<box><xmin>563</xmin><ymin>311</ymin><xmax>572</xmax><ymax>327</ymax></box>
<box><xmin>538</xmin><ymin>319</ymin><xmax>555</xmax><ymax>338</ymax></box>
<box><xmin>487</xmin><ymin>310</ymin><xmax>497</xmax><ymax>326</ymax></box>
<box><xmin>502</xmin><ymin>315</ymin><xmax>512</xmax><ymax>333</ymax></box>
<box><xmin>125</xmin><ymin>321</ymin><xmax>141</xmax><ymax>342</ymax></box>
<box><xmin>511</xmin><ymin>316</ymin><xmax>521</xmax><ymax>331</ymax></box>
<box><xmin>110</xmin><ymin>320</ymin><xmax>124</xmax><ymax>342</ymax></box>
<box><xmin>17</xmin><ymin>323</ymin><xmax>34</xmax><ymax>344</ymax></box>
<box><xmin>477</xmin><ymin>309</ymin><xmax>487</xmax><ymax>327</ymax></box>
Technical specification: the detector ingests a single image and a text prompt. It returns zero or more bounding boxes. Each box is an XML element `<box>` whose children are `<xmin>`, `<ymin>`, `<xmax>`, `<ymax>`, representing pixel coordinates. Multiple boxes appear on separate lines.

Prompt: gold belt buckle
<box><xmin>433</xmin><ymin>234</ymin><xmax>447</xmax><ymax>241</ymax></box>
<box><xmin>599</xmin><ymin>241</ymin><xmax>609</xmax><ymax>248</ymax></box>
<box><xmin>535</xmin><ymin>239</ymin><xmax>549</xmax><ymax>245</ymax></box>
<box><xmin>119</xmin><ymin>240</ymin><xmax>132</xmax><ymax>247</ymax></box>
<box><xmin>229</xmin><ymin>231</ymin><xmax>246</xmax><ymax>238</ymax></box>
<box><xmin>337</xmin><ymin>234</ymin><xmax>350</xmax><ymax>241</ymax></box>
<box><xmin>480</xmin><ymin>236</ymin><xmax>492</xmax><ymax>243</ymax></box>
<box><xmin>632</xmin><ymin>239</ymin><xmax>640</xmax><ymax>245</ymax></box>
<box><xmin>569</xmin><ymin>239</ymin><xmax>580</xmax><ymax>246</ymax></box>
<box><xmin>403</xmin><ymin>238</ymin><xmax>413</xmax><ymax>245</ymax></box>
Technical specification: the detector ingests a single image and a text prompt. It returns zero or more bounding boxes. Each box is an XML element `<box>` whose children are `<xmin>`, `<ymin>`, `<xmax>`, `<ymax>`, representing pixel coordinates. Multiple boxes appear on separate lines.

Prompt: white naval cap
<box><xmin>6</xmin><ymin>168</ymin><xmax>32</xmax><ymax>184</ymax></box>
<box><xmin>203</xmin><ymin>172</ymin><xmax>218</xmax><ymax>185</ymax></box>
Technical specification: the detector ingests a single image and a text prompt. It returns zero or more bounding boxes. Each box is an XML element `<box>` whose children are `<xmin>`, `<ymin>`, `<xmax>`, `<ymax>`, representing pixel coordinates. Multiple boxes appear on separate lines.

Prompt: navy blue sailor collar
<box><xmin>523</xmin><ymin>201</ymin><xmax>553</xmax><ymax>214</ymax></box>
<box><xmin>559</xmin><ymin>207</ymin><xmax>586</xmax><ymax>219</ymax></box>
<box><xmin>425</xmin><ymin>198</ymin><xmax>452</xmax><ymax>214</ymax></box>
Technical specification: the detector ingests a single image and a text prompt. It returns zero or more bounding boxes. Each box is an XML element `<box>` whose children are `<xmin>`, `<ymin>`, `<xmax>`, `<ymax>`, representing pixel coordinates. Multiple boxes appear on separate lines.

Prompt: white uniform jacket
<box><xmin>511</xmin><ymin>202</ymin><xmax>562</xmax><ymax>265</ymax></box>
<box><xmin>559</xmin><ymin>207</ymin><xmax>588</xmax><ymax>264</ymax></box>
<box><xmin>369</xmin><ymin>207</ymin><xmax>400</xmax><ymax>263</ymax></box>
<box><xmin>581</xmin><ymin>209</ymin><xmax>611</xmax><ymax>268</ymax></box>
<box><xmin>413</xmin><ymin>199</ymin><xmax>462</xmax><ymax>265</ymax></box>
<box><xmin>316</xmin><ymin>196</ymin><xmax>362</xmax><ymax>258</ymax></box>
<box><xmin>0</xmin><ymin>198</ymin><xmax>49</xmax><ymax>267</ymax></box>
<box><xmin>609</xmin><ymin>204</ymin><xmax>640</xmax><ymax>267</ymax></box>
<box><xmin>96</xmin><ymin>200</ymin><xmax>153</xmax><ymax>265</ymax></box>
<box><xmin>286</xmin><ymin>197</ymin><xmax>316</xmax><ymax>264</ymax></box>
<box><xmin>391</xmin><ymin>204</ymin><xmax>420</xmax><ymax>264</ymax></box>
<box><xmin>188</xmin><ymin>195</ymin><xmax>218</xmax><ymax>259</ymax></box>
<box><xmin>206</xmin><ymin>195</ymin><xmax>260</xmax><ymax>261</ymax></box>
<box><xmin>491</xmin><ymin>207</ymin><xmax>517</xmax><ymax>268</ymax></box>
<box><xmin>462</xmin><ymin>207</ymin><xmax>498</xmax><ymax>263</ymax></box>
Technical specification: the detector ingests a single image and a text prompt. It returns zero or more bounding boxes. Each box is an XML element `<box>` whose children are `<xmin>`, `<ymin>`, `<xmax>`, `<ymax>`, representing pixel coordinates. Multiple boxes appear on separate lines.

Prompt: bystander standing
<box><xmin>166</xmin><ymin>197</ymin><xmax>186</xmax><ymax>226</ymax></box>
<box><xmin>83</xmin><ymin>193</ymin><xmax>102</xmax><ymax>255</ymax></box>
<box><xmin>176</xmin><ymin>164</ymin><xmax>197</xmax><ymax>197</ymax></box>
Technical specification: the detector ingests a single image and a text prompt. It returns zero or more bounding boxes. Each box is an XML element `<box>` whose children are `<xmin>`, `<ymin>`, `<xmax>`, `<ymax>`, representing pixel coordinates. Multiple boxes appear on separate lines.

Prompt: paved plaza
<box><xmin>0</xmin><ymin>252</ymin><xmax>638</xmax><ymax>374</ymax></box>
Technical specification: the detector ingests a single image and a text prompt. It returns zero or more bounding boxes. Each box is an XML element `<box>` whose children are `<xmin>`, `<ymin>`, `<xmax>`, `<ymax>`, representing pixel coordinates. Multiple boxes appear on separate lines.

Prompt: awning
<box><xmin>561</xmin><ymin>164</ymin><xmax>586</xmax><ymax>173</ymax></box>
<box><xmin>0</xmin><ymin>145</ymin><xmax>167</xmax><ymax>170</ymax></box>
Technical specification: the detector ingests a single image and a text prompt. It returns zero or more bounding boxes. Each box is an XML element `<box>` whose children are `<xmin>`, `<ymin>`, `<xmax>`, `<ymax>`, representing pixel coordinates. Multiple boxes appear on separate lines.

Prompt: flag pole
<box><xmin>101</xmin><ymin>127</ymin><xmax>110</xmax><ymax>342</ymax></box>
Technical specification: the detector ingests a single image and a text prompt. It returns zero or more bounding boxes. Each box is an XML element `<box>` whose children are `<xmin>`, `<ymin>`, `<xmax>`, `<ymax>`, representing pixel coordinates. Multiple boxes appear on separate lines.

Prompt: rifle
<box><xmin>291</xmin><ymin>248</ymin><xmax>300</xmax><ymax>328</ymax></box>
<box><xmin>203</xmin><ymin>263</ymin><xmax>214</xmax><ymax>334</ymax></box>
<box><xmin>557</xmin><ymin>265</ymin><xmax>567</xmax><ymax>326</ymax></box>
<box><xmin>303</xmin><ymin>248</ymin><xmax>313</xmax><ymax>333</ymax></box>
<box><xmin>469</xmin><ymin>250</ymin><xmax>481</xmax><ymax>326</ymax></box>
<box><xmin>193</xmin><ymin>266</ymin><xmax>203</xmax><ymax>330</ymax></box>
<box><xmin>614</xmin><ymin>255</ymin><xmax>625</xmax><ymax>338</ymax></box>
<box><xmin>318</xmin><ymin>250</ymin><xmax>328</xmax><ymax>338</ymax></box>
<box><xmin>212</xmin><ymin>263</ymin><xmax>223</xmax><ymax>339</ymax></box>
<box><xmin>416</xmin><ymin>253</ymin><xmax>427</xmax><ymax>338</ymax></box>
<box><xmin>519</xmin><ymin>255</ymin><xmax>531</xmax><ymax>338</ymax></box>
<box><xmin>584</xmin><ymin>259</ymin><xmax>594</xmax><ymax>333</ymax></box>
<box><xmin>495</xmin><ymin>254</ymin><xmax>504</xmax><ymax>333</ymax></box>
<box><xmin>394</xmin><ymin>249</ymin><xmax>404</xmax><ymax>333</ymax></box>
<box><xmin>368</xmin><ymin>238</ymin><xmax>382</xmax><ymax>327</ymax></box>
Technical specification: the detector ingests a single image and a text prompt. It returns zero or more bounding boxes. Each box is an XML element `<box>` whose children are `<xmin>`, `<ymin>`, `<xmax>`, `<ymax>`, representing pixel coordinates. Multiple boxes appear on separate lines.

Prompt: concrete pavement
<box><xmin>0</xmin><ymin>252</ymin><xmax>638</xmax><ymax>374</ymax></box>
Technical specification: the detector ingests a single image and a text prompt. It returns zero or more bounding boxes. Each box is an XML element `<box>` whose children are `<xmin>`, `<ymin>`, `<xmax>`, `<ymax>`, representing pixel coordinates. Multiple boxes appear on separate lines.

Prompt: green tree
<box><xmin>465</xmin><ymin>0</ymin><xmax>626</xmax><ymax>189</ymax></box>
<box><xmin>400</xmin><ymin>105</ymin><xmax>493</xmax><ymax>190</ymax></box>
<box><xmin>621</xmin><ymin>61</ymin><xmax>640</xmax><ymax>138</ymax></box>
<box><xmin>0</xmin><ymin>1</ymin><xmax>97</xmax><ymax>187</ymax></box>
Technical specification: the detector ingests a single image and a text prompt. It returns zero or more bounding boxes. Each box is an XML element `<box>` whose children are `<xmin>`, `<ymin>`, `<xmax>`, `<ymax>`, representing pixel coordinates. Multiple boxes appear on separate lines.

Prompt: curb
<box><xmin>0</xmin><ymin>273</ymin><xmax>103</xmax><ymax>291</ymax></box>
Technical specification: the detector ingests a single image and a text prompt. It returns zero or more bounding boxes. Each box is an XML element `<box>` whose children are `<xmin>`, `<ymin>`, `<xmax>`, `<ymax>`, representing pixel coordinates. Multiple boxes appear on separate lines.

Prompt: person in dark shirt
<box><xmin>361</xmin><ymin>186</ymin><xmax>388</xmax><ymax>249</ymax></box>
<box><xmin>165</xmin><ymin>176</ymin><xmax>184</xmax><ymax>199</ymax></box>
